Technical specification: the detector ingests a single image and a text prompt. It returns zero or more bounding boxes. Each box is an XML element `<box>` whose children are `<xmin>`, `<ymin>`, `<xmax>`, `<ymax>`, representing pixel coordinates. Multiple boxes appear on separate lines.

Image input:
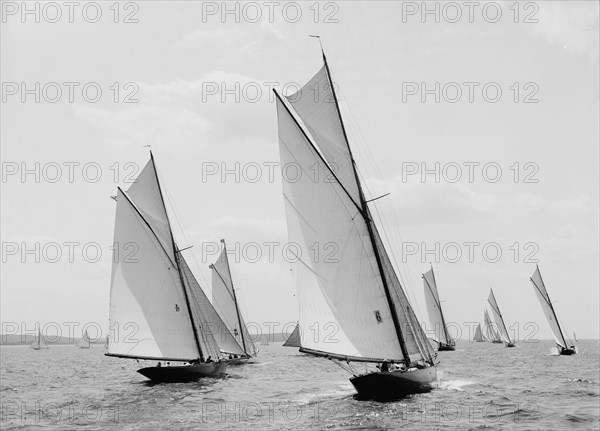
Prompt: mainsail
<box><xmin>473</xmin><ymin>323</ymin><xmax>486</xmax><ymax>342</ymax></box>
<box><xmin>78</xmin><ymin>329</ymin><xmax>91</xmax><ymax>349</ymax></box>
<box><xmin>422</xmin><ymin>267</ymin><xmax>452</xmax><ymax>346</ymax></box>
<box><xmin>530</xmin><ymin>265</ymin><xmax>569</xmax><ymax>349</ymax></box>
<box><xmin>283</xmin><ymin>323</ymin><xmax>301</xmax><ymax>348</ymax></box>
<box><xmin>487</xmin><ymin>289</ymin><xmax>513</xmax><ymax>344</ymax></box>
<box><xmin>275</xmin><ymin>52</ymin><xmax>435</xmax><ymax>365</ymax></box>
<box><xmin>483</xmin><ymin>310</ymin><xmax>501</xmax><ymax>342</ymax></box>
<box><xmin>107</xmin><ymin>154</ymin><xmax>222</xmax><ymax>362</ymax></box>
<box><xmin>210</xmin><ymin>240</ymin><xmax>258</xmax><ymax>357</ymax></box>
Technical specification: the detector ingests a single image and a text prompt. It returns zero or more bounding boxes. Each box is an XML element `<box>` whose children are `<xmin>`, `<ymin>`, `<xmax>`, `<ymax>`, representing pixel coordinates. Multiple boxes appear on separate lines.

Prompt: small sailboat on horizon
<box><xmin>78</xmin><ymin>329</ymin><xmax>91</xmax><ymax>349</ymax></box>
<box><xmin>274</xmin><ymin>45</ymin><xmax>438</xmax><ymax>400</ymax></box>
<box><xmin>473</xmin><ymin>323</ymin><xmax>486</xmax><ymax>342</ymax></box>
<box><xmin>209</xmin><ymin>239</ymin><xmax>258</xmax><ymax>364</ymax></box>
<box><xmin>487</xmin><ymin>289</ymin><xmax>516</xmax><ymax>347</ymax></box>
<box><xmin>283</xmin><ymin>323</ymin><xmax>301</xmax><ymax>348</ymax></box>
<box><xmin>483</xmin><ymin>310</ymin><xmax>503</xmax><ymax>343</ymax></box>
<box><xmin>530</xmin><ymin>265</ymin><xmax>576</xmax><ymax>355</ymax></box>
<box><xmin>106</xmin><ymin>153</ymin><xmax>228</xmax><ymax>382</ymax></box>
<box><xmin>30</xmin><ymin>329</ymin><xmax>49</xmax><ymax>350</ymax></box>
<box><xmin>423</xmin><ymin>266</ymin><xmax>455</xmax><ymax>351</ymax></box>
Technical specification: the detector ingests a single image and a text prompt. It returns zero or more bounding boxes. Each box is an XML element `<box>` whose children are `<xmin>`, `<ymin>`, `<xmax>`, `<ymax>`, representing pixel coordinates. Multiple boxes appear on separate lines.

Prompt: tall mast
<box><xmin>150</xmin><ymin>152</ymin><xmax>205</xmax><ymax>361</ymax></box>
<box><xmin>531</xmin><ymin>265</ymin><xmax>568</xmax><ymax>347</ymax></box>
<box><xmin>321</xmin><ymin>50</ymin><xmax>411</xmax><ymax>364</ymax></box>
<box><xmin>211</xmin><ymin>239</ymin><xmax>248</xmax><ymax>354</ymax></box>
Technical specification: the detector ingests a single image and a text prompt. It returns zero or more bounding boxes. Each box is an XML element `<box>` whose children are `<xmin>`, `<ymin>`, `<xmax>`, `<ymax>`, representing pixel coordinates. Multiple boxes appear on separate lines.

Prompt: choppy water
<box><xmin>1</xmin><ymin>340</ymin><xmax>599</xmax><ymax>430</ymax></box>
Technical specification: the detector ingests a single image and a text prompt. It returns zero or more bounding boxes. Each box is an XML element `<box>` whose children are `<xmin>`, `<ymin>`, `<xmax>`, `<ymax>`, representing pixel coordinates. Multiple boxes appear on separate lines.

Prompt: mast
<box><xmin>211</xmin><ymin>239</ymin><xmax>248</xmax><ymax>355</ymax></box>
<box><xmin>530</xmin><ymin>265</ymin><xmax>568</xmax><ymax>347</ymax></box>
<box><xmin>321</xmin><ymin>50</ymin><xmax>411</xmax><ymax>364</ymax></box>
<box><xmin>149</xmin><ymin>152</ymin><xmax>205</xmax><ymax>361</ymax></box>
<box><xmin>423</xmin><ymin>266</ymin><xmax>451</xmax><ymax>344</ymax></box>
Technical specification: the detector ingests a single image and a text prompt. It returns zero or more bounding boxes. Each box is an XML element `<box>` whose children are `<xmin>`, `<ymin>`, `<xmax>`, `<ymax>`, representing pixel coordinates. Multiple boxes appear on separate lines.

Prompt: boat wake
<box><xmin>438</xmin><ymin>379</ymin><xmax>477</xmax><ymax>391</ymax></box>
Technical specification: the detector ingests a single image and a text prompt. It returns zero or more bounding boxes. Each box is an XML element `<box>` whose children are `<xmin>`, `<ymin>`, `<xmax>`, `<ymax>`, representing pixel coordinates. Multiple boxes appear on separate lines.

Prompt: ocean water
<box><xmin>1</xmin><ymin>340</ymin><xmax>598</xmax><ymax>430</ymax></box>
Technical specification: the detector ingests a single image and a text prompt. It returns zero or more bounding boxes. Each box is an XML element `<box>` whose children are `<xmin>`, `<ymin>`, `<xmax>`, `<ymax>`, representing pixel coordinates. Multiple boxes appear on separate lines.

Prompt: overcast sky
<box><xmin>2</xmin><ymin>1</ymin><xmax>598</xmax><ymax>342</ymax></box>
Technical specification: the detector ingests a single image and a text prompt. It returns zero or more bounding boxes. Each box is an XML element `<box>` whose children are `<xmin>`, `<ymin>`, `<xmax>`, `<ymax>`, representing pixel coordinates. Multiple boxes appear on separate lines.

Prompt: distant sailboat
<box><xmin>484</xmin><ymin>310</ymin><xmax>503</xmax><ymax>343</ymax></box>
<box><xmin>473</xmin><ymin>323</ymin><xmax>486</xmax><ymax>342</ymax></box>
<box><xmin>423</xmin><ymin>266</ymin><xmax>455</xmax><ymax>351</ymax></box>
<box><xmin>573</xmin><ymin>332</ymin><xmax>578</xmax><ymax>343</ymax></box>
<box><xmin>106</xmin><ymin>153</ymin><xmax>227</xmax><ymax>382</ymax></box>
<box><xmin>78</xmin><ymin>329</ymin><xmax>91</xmax><ymax>349</ymax></box>
<box><xmin>274</xmin><ymin>46</ymin><xmax>437</xmax><ymax>399</ymax></box>
<box><xmin>210</xmin><ymin>239</ymin><xmax>258</xmax><ymax>364</ymax></box>
<box><xmin>283</xmin><ymin>323</ymin><xmax>301</xmax><ymax>348</ymax></box>
<box><xmin>530</xmin><ymin>265</ymin><xmax>576</xmax><ymax>355</ymax></box>
<box><xmin>487</xmin><ymin>289</ymin><xmax>516</xmax><ymax>347</ymax></box>
<box><xmin>30</xmin><ymin>329</ymin><xmax>48</xmax><ymax>350</ymax></box>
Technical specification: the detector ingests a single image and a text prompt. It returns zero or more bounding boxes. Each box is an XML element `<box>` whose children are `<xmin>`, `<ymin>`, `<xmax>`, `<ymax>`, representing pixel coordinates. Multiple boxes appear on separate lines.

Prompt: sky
<box><xmin>1</xmin><ymin>1</ymin><xmax>598</xmax><ymax>343</ymax></box>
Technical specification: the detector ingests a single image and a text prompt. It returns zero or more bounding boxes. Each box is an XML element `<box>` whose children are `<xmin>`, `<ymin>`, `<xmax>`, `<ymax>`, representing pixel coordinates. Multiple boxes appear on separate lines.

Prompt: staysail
<box><xmin>422</xmin><ymin>267</ymin><xmax>452</xmax><ymax>346</ymax></box>
<box><xmin>275</xmin><ymin>53</ymin><xmax>435</xmax><ymax>365</ymax></box>
<box><xmin>473</xmin><ymin>323</ymin><xmax>486</xmax><ymax>342</ymax></box>
<box><xmin>483</xmin><ymin>310</ymin><xmax>501</xmax><ymax>342</ymax></box>
<box><xmin>487</xmin><ymin>289</ymin><xmax>513</xmax><ymax>344</ymax></box>
<box><xmin>283</xmin><ymin>323</ymin><xmax>301</xmax><ymax>348</ymax></box>
<box><xmin>530</xmin><ymin>265</ymin><xmax>569</xmax><ymax>349</ymax></box>
<box><xmin>107</xmin><ymin>155</ymin><xmax>222</xmax><ymax>362</ymax></box>
<box><xmin>210</xmin><ymin>240</ymin><xmax>258</xmax><ymax>357</ymax></box>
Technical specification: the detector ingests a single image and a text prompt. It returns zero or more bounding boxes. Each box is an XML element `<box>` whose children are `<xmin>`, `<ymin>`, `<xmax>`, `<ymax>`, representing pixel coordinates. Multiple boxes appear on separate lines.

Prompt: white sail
<box><xmin>283</xmin><ymin>323</ymin><xmax>301</xmax><ymax>348</ymax></box>
<box><xmin>276</xmin><ymin>67</ymin><xmax>434</xmax><ymax>364</ymax></box>
<box><xmin>108</xmin><ymin>188</ymin><xmax>200</xmax><ymax>361</ymax></box>
<box><xmin>286</xmin><ymin>65</ymin><xmax>361</xmax><ymax>206</ymax></box>
<box><xmin>473</xmin><ymin>324</ymin><xmax>486</xmax><ymax>342</ymax></box>
<box><xmin>483</xmin><ymin>310</ymin><xmax>501</xmax><ymax>342</ymax></box>
<box><xmin>31</xmin><ymin>329</ymin><xmax>48</xmax><ymax>350</ymax></box>
<box><xmin>530</xmin><ymin>266</ymin><xmax>568</xmax><ymax>348</ymax></box>
<box><xmin>487</xmin><ymin>289</ymin><xmax>512</xmax><ymax>344</ymax></box>
<box><xmin>422</xmin><ymin>268</ymin><xmax>450</xmax><ymax>345</ymax></box>
<box><xmin>179</xmin><ymin>254</ymin><xmax>243</xmax><ymax>358</ymax></box>
<box><xmin>78</xmin><ymin>329</ymin><xmax>91</xmax><ymax>348</ymax></box>
<box><xmin>210</xmin><ymin>244</ymin><xmax>258</xmax><ymax>356</ymax></box>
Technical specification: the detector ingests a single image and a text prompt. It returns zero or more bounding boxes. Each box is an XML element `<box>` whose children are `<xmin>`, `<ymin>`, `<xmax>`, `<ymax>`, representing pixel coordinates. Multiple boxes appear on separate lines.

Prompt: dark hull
<box><xmin>350</xmin><ymin>366</ymin><xmax>437</xmax><ymax>400</ymax></box>
<box><xmin>491</xmin><ymin>340</ymin><xmax>503</xmax><ymax>344</ymax></box>
<box><xmin>225</xmin><ymin>357</ymin><xmax>252</xmax><ymax>366</ymax></box>
<box><xmin>438</xmin><ymin>343</ymin><xmax>455</xmax><ymax>351</ymax></box>
<box><xmin>559</xmin><ymin>348</ymin><xmax>576</xmax><ymax>355</ymax></box>
<box><xmin>505</xmin><ymin>342</ymin><xmax>516</xmax><ymax>348</ymax></box>
<box><xmin>137</xmin><ymin>362</ymin><xmax>227</xmax><ymax>382</ymax></box>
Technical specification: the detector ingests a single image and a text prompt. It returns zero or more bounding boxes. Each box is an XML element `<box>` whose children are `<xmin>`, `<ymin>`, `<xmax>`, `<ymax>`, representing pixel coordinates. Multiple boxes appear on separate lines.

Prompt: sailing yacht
<box><xmin>209</xmin><ymin>239</ymin><xmax>258</xmax><ymax>364</ymax></box>
<box><xmin>423</xmin><ymin>266</ymin><xmax>455</xmax><ymax>351</ymax></box>
<box><xmin>487</xmin><ymin>289</ymin><xmax>516</xmax><ymax>347</ymax></box>
<box><xmin>274</xmin><ymin>47</ymin><xmax>437</xmax><ymax>399</ymax></box>
<box><xmin>484</xmin><ymin>310</ymin><xmax>503</xmax><ymax>343</ymax></box>
<box><xmin>473</xmin><ymin>323</ymin><xmax>486</xmax><ymax>342</ymax></box>
<box><xmin>283</xmin><ymin>323</ymin><xmax>301</xmax><ymax>348</ymax></box>
<box><xmin>530</xmin><ymin>265</ymin><xmax>576</xmax><ymax>355</ymax></box>
<box><xmin>30</xmin><ymin>329</ymin><xmax>49</xmax><ymax>350</ymax></box>
<box><xmin>78</xmin><ymin>329</ymin><xmax>91</xmax><ymax>349</ymax></box>
<box><xmin>106</xmin><ymin>153</ymin><xmax>227</xmax><ymax>382</ymax></box>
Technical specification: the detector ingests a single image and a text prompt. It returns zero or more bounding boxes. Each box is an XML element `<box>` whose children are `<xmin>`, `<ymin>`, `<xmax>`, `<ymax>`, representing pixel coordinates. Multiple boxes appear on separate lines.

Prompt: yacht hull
<box><xmin>559</xmin><ymin>347</ymin><xmax>576</xmax><ymax>355</ymax></box>
<box><xmin>505</xmin><ymin>342</ymin><xmax>516</xmax><ymax>348</ymax></box>
<box><xmin>437</xmin><ymin>343</ymin><xmax>455</xmax><ymax>351</ymax></box>
<box><xmin>350</xmin><ymin>366</ymin><xmax>437</xmax><ymax>400</ymax></box>
<box><xmin>137</xmin><ymin>362</ymin><xmax>227</xmax><ymax>382</ymax></box>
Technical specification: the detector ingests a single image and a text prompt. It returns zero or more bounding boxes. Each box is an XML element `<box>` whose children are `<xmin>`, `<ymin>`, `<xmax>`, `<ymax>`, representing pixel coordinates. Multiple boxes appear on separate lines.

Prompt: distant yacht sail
<box><xmin>473</xmin><ymin>323</ymin><xmax>486</xmax><ymax>342</ymax></box>
<box><xmin>423</xmin><ymin>266</ymin><xmax>455</xmax><ymax>351</ymax></box>
<box><xmin>530</xmin><ymin>265</ymin><xmax>576</xmax><ymax>355</ymax></box>
<box><xmin>78</xmin><ymin>329</ymin><xmax>91</xmax><ymax>349</ymax></box>
<box><xmin>210</xmin><ymin>239</ymin><xmax>258</xmax><ymax>363</ymax></box>
<box><xmin>106</xmin><ymin>153</ymin><xmax>228</xmax><ymax>382</ymax></box>
<box><xmin>487</xmin><ymin>289</ymin><xmax>515</xmax><ymax>347</ymax></box>
<box><xmin>283</xmin><ymin>323</ymin><xmax>301</xmax><ymax>348</ymax></box>
<box><xmin>274</xmin><ymin>46</ymin><xmax>437</xmax><ymax>399</ymax></box>
<box><xmin>484</xmin><ymin>310</ymin><xmax>503</xmax><ymax>343</ymax></box>
<box><xmin>31</xmin><ymin>329</ymin><xmax>48</xmax><ymax>350</ymax></box>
